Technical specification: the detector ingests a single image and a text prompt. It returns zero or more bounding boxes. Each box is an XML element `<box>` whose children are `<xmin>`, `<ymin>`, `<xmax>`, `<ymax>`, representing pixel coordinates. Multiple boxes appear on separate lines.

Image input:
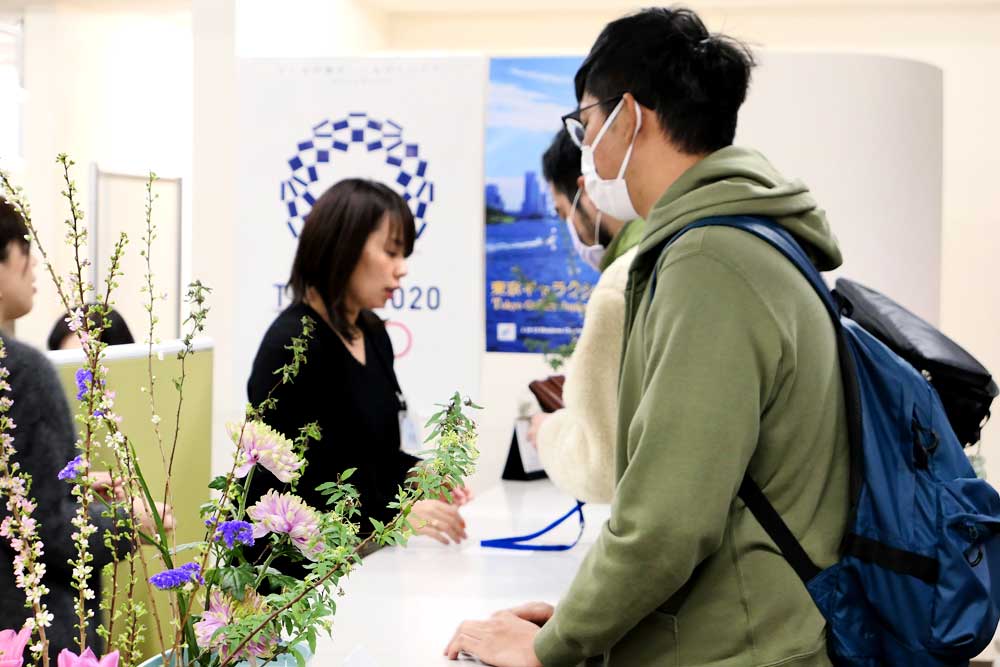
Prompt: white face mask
<box><xmin>580</xmin><ymin>98</ymin><xmax>642</xmax><ymax>221</ymax></box>
<box><xmin>565</xmin><ymin>190</ymin><xmax>606</xmax><ymax>271</ymax></box>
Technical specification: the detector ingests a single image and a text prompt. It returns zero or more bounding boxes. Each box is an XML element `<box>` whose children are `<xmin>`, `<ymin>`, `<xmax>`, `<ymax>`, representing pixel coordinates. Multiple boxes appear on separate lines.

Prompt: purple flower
<box><xmin>74</xmin><ymin>369</ymin><xmax>93</xmax><ymax>402</ymax></box>
<box><xmin>74</xmin><ymin>368</ymin><xmax>106</xmax><ymax>417</ymax></box>
<box><xmin>148</xmin><ymin>562</ymin><xmax>204</xmax><ymax>590</ymax></box>
<box><xmin>57</xmin><ymin>455</ymin><xmax>86</xmax><ymax>482</ymax></box>
<box><xmin>210</xmin><ymin>520</ymin><xmax>254</xmax><ymax>549</ymax></box>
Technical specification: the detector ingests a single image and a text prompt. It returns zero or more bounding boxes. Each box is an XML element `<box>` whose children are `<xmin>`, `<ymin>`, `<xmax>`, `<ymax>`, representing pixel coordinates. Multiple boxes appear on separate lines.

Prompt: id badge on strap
<box><xmin>397</xmin><ymin>391</ymin><xmax>424</xmax><ymax>456</ymax></box>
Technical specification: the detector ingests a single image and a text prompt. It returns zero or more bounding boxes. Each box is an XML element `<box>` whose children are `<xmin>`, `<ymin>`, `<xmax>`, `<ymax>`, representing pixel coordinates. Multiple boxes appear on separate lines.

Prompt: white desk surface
<box><xmin>313</xmin><ymin>479</ymin><xmax>609</xmax><ymax>666</ymax></box>
<box><xmin>312</xmin><ymin>479</ymin><xmax>1000</xmax><ymax>667</ymax></box>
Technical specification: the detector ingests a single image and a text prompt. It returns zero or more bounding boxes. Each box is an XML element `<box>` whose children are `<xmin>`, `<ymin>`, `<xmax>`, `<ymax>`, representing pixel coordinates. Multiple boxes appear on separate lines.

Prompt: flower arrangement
<box><xmin>0</xmin><ymin>157</ymin><xmax>479</xmax><ymax>667</ymax></box>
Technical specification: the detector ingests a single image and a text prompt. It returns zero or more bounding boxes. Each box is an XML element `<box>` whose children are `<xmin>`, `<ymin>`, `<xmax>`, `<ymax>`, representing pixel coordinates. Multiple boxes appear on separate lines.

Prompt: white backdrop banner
<box><xmin>236</xmin><ymin>58</ymin><xmax>486</xmax><ymax>424</ymax></box>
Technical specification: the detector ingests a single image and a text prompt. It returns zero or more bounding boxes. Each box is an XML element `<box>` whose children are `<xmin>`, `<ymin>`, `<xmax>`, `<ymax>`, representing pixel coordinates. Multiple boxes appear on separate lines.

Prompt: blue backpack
<box><xmin>651</xmin><ymin>215</ymin><xmax>1000</xmax><ymax>666</ymax></box>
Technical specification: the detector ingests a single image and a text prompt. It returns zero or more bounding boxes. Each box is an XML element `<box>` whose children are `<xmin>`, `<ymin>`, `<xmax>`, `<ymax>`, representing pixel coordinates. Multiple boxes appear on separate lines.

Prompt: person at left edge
<box><xmin>245</xmin><ymin>178</ymin><xmax>469</xmax><ymax>561</ymax></box>
<box><xmin>0</xmin><ymin>197</ymin><xmax>173</xmax><ymax>662</ymax></box>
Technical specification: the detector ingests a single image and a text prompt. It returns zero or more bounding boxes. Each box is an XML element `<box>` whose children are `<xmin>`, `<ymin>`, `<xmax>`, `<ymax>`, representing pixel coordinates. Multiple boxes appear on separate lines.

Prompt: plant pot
<box><xmin>137</xmin><ymin>643</ymin><xmax>312</xmax><ymax>667</ymax></box>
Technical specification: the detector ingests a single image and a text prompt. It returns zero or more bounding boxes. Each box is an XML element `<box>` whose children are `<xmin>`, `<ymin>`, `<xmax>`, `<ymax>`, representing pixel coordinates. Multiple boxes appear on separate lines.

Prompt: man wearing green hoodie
<box><xmin>446</xmin><ymin>7</ymin><xmax>849</xmax><ymax>667</ymax></box>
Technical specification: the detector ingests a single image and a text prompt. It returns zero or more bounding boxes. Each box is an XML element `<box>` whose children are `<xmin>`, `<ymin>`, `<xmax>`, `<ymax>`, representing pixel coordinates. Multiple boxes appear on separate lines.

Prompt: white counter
<box><xmin>312</xmin><ymin>480</ymin><xmax>609</xmax><ymax>667</ymax></box>
<box><xmin>313</xmin><ymin>480</ymin><xmax>607</xmax><ymax>666</ymax></box>
<box><xmin>312</xmin><ymin>479</ymin><xmax>1000</xmax><ymax>667</ymax></box>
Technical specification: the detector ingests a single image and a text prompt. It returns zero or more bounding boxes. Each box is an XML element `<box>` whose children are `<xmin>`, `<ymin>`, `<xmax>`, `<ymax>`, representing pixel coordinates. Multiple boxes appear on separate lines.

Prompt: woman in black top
<box><xmin>246</xmin><ymin>179</ymin><xmax>467</xmax><ymax>548</ymax></box>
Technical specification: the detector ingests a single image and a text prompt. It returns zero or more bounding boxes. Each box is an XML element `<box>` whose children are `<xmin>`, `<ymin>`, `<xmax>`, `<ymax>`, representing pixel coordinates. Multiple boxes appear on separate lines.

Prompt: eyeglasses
<box><xmin>561</xmin><ymin>94</ymin><xmax>624</xmax><ymax>148</ymax></box>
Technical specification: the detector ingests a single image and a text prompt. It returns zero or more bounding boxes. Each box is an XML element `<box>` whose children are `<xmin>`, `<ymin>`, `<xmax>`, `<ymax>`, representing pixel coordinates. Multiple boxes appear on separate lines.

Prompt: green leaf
<box><xmin>340</xmin><ymin>467</ymin><xmax>356</xmax><ymax>482</ymax></box>
<box><xmin>307</xmin><ymin>629</ymin><xmax>317</xmax><ymax>654</ymax></box>
<box><xmin>208</xmin><ymin>475</ymin><xmax>229</xmax><ymax>491</ymax></box>
<box><xmin>217</xmin><ymin>563</ymin><xmax>256</xmax><ymax>598</ymax></box>
<box><xmin>291</xmin><ymin>647</ymin><xmax>306</xmax><ymax>667</ymax></box>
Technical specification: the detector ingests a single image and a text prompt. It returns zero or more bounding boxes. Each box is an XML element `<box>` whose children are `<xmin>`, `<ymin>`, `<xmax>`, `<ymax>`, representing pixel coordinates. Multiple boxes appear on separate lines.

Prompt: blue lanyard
<box><xmin>480</xmin><ymin>501</ymin><xmax>586</xmax><ymax>551</ymax></box>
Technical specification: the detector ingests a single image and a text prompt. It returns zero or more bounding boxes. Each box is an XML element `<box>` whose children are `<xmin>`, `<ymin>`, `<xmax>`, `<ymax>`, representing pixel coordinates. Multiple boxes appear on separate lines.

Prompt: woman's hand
<box><xmin>89</xmin><ymin>471</ymin><xmax>125</xmax><ymax>503</ymax></box>
<box><xmin>132</xmin><ymin>498</ymin><xmax>175</xmax><ymax>535</ymax></box>
<box><xmin>411</xmin><ymin>499</ymin><xmax>467</xmax><ymax>544</ymax></box>
<box><xmin>440</xmin><ymin>484</ymin><xmax>474</xmax><ymax>507</ymax></box>
<box><xmin>88</xmin><ymin>472</ymin><xmax>174</xmax><ymax>535</ymax></box>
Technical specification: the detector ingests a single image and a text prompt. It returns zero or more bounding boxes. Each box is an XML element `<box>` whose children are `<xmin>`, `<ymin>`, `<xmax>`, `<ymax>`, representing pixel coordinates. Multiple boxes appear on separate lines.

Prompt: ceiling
<box><xmin>0</xmin><ymin>0</ymin><xmax>188</xmax><ymax>10</ymax></box>
<box><xmin>360</xmin><ymin>0</ymin><xmax>1000</xmax><ymax>11</ymax></box>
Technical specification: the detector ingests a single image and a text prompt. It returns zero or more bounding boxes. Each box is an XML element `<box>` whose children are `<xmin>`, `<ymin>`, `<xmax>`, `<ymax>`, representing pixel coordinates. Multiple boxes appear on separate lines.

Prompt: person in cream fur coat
<box><xmin>529</xmin><ymin>129</ymin><xmax>643</xmax><ymax>504</ymax></box>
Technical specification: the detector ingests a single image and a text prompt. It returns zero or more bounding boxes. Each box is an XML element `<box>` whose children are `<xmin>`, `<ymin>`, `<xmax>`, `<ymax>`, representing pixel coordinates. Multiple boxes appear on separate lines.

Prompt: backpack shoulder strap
<box><xmin>649</xmin><ymin>215</ymin><xmax>855</xmax><ymax>585</ymax></box>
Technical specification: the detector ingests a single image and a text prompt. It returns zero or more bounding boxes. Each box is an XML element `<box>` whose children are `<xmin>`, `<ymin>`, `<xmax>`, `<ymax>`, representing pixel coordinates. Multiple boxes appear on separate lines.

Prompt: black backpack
<box><xmin>834</xmin><ymin>278</ymin><xmax>998</xmax><ymax>447</ymax></box>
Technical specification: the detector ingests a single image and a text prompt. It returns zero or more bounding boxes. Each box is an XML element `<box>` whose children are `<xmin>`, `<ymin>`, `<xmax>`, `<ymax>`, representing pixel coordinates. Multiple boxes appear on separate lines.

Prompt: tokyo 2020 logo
<box><xmin>279</xmin><ymin>112</ymin><xmax>434</xmax><ymax>359</ymax></box>
<box><xmin>280</xmin><ymin>112</ymin><xmax>434</xmax><ymax>239</ymax></box>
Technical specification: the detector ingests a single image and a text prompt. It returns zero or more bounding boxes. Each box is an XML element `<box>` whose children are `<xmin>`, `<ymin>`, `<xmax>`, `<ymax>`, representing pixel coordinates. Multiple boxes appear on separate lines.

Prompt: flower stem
<box><xmin>236</xmin><ymin>467</ymin><xmax>255</xmax><ymax>523</ymax></box>
<box><xmin>252</xmin><ymin>548</ymin><xmax>279</xmax><ymax>590</ymax></box>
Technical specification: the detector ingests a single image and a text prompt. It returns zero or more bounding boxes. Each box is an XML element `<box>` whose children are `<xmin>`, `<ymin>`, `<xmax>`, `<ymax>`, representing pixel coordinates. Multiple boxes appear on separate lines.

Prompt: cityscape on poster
<box><xmin>485</xmin><ymin>56</ymin><xmax>597</xmax><ymax>354</ymax></box>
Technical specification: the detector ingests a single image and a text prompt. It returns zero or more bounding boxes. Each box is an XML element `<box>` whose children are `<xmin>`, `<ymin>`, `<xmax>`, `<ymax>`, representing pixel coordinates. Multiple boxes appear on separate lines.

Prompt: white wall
<box><xmin>236</xmin><ymin>0</ymin><xmax>388</xmax><ymax>57</ymax></box>
<box><xmin>0</xmin><ymin>18</ymin><xmax>23</xmax><ymax>173</ymax></box>
<box><xmin>192</xmin><ymin>0</ymin><xmax>236</xmax><ymax>479</ymax></box>
<box><xmin>18</xmin><ymin>2</ymin><xmax>192</xmax><ymax>350</ymax></box>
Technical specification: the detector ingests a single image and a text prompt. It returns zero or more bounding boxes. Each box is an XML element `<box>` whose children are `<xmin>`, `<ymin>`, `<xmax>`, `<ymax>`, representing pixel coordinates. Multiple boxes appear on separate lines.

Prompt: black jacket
<box><xmin>245</xmin><ymin>304</ymin><xmax>419</xmax><ymax>571</ymax></box>
<box><xmin>0</xmin><ymin>336</ymin><xmax>121</xmax><ymax>660</ymax></box>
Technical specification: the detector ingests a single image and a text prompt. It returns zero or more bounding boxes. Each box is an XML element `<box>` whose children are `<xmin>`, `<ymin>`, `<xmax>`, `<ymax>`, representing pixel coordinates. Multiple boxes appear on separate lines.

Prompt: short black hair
<box><xmin>541</xmin><ymin>129</ymin><xmax>609</xmax><ymax>244</ymax></box>
<box><xmin>0</xmin><ymin>197</ymin><xmax>29</xmax><ymax>262</ymax></box>
<box><xmin>287</xmin><ymin>178</ymin><xmax>415</xmax><ymax>342</ymax></box>
<box><xmin>575</xmin><ymin>7</ymin><xmax>755</xmax><ymax>155</ymax></box>
<box><xmin>541</xmin><ymin>129</ymin><xmax>581</xmax><ymax>201</ymax></box>
<box><xmin>47</xmin><ymin>304</ymin><xmax>135</xmax><ymax>350</ymax></box>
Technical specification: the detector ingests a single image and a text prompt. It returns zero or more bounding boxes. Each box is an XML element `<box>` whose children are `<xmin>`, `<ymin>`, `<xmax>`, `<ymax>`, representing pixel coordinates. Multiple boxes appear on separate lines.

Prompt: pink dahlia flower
<box><xmin>247</xmin><ymin>490</ymin><xmax>324</xmax><ymax>560</ymax></box>
<box><xmin>55</xmin><ymin>648</ymin><xmax>119</xmax><ymax>667</ymax></box>
<box><xmin>194</xmin><ymin>590</ymin><xmax>275</xmax><ymax>660</ymax></box>
<box><xmin>227</xmin><ymin>421</ymin><xmax>302</xmax><ymax>484</ymax></box>
<box><xmin>0</xmin><ymin>627</ymin><xmax>30</xmax><ymax>667</ymax></box>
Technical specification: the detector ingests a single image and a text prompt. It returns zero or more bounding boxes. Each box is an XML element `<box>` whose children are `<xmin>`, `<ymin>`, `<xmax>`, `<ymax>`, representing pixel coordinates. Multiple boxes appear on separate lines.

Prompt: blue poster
<box><xmin>484</xmin><ymin>56</ymin><xmax>597</xmax><ymax>354</ymax></box>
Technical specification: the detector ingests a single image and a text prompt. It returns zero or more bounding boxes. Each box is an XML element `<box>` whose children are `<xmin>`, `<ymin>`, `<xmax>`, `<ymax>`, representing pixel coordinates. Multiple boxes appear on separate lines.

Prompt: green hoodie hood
<box><xmin>637</xmin><ymin>145</ymin><xmax>842</xmax><ymax>271</ymax></box>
